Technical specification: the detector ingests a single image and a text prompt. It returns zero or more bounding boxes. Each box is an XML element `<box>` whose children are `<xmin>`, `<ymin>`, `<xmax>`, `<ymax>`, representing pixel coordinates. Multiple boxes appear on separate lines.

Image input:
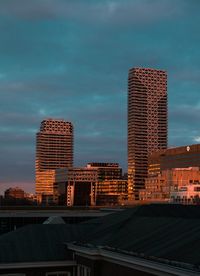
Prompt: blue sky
<box><xmin>0</xmin><ymin>0</ymin><xmax>200</xmax><ymax>193</ymax></box>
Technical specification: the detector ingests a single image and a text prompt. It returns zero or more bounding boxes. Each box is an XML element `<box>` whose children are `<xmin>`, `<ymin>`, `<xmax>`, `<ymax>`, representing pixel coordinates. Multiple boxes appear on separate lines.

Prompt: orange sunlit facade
<box><xmin>128</xmin><ymin>67</ymin><xmax>167</xmax><ymax>200</ymax></box>
<box><xmin>140</xmin><ymin>144</ymin><xmax>200</xmax><ymax>202</ymax></box>
<box><xmin>96</xmin><ymin>179</ymin><xmax>128</xmax><ymax>205</ymax></box>
<box><xmin>54</xmin><ymin>163</ymin><xmax>127</xmax><ymax>206</ymax></box>
<box><xmin>35</xmin><ymin>119</ymin><xmax>73</xmax><ymax>201</ymax></box>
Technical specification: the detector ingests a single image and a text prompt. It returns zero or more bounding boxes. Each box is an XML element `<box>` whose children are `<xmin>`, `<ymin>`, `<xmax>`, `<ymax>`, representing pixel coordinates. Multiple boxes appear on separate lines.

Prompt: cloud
<box><xmin>169</xmin><ymin>104</ymin><xmax>200</xmax><ymax>147</ymax></box>
<box><xmin>172</xmin><ymin>69</ymin><xmax>200</xmax><ymax>84</ymax></box>
<box><xmin>0</xmin><ymin>0</ymin><xmax>184</xmax><ymax>24</ymax></box>
<box><xmin>194</xmin><ymin>136</ymin><xmax>200</xmax><ymax>143</ymax></box>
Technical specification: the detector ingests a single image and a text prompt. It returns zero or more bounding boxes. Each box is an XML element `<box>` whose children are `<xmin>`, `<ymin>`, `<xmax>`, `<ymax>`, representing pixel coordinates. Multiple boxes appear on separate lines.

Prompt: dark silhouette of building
<box><xmin>36</xmin><ymin>118</ymin><xmax>73</xmax><ymax>203</ymax></box>
<box><xmin>128</xmin><ymin>67</ymin><xmax>167</xmax><ymax>200</ymax></box>
<box><xmin>2</xmin><ymin>187</ymin><xmax>35</xmax><ymax>206</ymax></box>
<box><xmin>4</xmin><ymin>187</ymin><xmax>25</xmax><ymax>199</ymax></box>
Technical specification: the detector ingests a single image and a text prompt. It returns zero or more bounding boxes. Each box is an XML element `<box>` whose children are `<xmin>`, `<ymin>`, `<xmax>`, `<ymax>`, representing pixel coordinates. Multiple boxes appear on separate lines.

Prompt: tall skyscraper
<box><xmin>128</xmin><ymin>67</ymin><xmax>167</xmax><ymax>200</ymax></box>
<box><xmin>36</xmin><ymin>119</ymin><xmax>73</xmax><ymax>201</ymax></box>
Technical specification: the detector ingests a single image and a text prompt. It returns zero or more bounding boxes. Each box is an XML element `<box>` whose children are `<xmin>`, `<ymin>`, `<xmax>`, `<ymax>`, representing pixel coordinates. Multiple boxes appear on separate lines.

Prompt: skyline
<box><xmin>1</xmin><ymin>0</ymin><xmax>200</xmax><ymax>193</ymax></box>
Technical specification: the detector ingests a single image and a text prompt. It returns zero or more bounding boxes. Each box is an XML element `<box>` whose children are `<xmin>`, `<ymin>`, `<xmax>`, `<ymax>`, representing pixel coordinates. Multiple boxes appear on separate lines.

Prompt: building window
<box><xmin>46</xmin><ymin>272</ymin><xmax>71</xmax><ymax>276</ymax></box>
<box><xmin>77</xmin><ymin>265</ymin><xmax>91</xmax><ymax>276</ymax></box>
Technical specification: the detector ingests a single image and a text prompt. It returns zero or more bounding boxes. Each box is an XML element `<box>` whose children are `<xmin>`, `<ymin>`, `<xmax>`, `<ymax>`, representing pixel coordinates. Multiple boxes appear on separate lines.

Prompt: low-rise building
<box><xmin>140</xmin><ymin>144</ymin><xmax>200</xmax><ymax>203</ymax></box>
<box><xmin>54</xmin><ymin>163</ymin><xmax>127</xmax><ymax>206</ymax></box>
<box><xmin>140</xmin><ymin>167</ymin><xmax>200</xmax><ymax>202</ymax></box>
<box><xmin>96</xmin><ymin>180</ymin><xmax>128</xmax><ymax>205</ymax></box>
<box><xmin>87</xmin><ymin>162</ymin><xmax>122</xmax><ymax>180</ymax></box>
<box><xmin>148</xmin><ymin>144</ymin><xmax>200</xmax><ymax>175</ymax></box>
<box><xmin>4</xmin><ymin>187</ymin><xmax>25</xmax><ymax>199</ymax></box>
<box><xmin>170</xmin><ymin>184</ymin><xmax>200</xmax><ymax>204</ymax></box>
<box><xmin>54</xmin><ymin>167</ymin><xmax>98</xmax><ymax>206</ymax></box>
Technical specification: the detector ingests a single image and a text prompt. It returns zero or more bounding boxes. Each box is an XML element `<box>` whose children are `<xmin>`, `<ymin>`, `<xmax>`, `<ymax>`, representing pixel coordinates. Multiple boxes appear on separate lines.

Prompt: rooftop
<box><xmin>1</xmin><ymin>204</ymin><xmax>200</xmax><ymax>271</ymax></box>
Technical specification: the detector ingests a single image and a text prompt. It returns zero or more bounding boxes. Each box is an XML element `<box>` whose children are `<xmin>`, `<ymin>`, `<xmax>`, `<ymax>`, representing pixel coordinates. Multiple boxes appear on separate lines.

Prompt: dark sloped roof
<box><xmin>0</xmin><ymin>224</ymin><xmax>90</xmax><ymax>263</ymax></box>
<box><xmin>82</xmin><ymin>204</ymin><xmax>200</xmax><ymax>265</ymax></box>
<box><xmin>1</xmin><ymin>204</ymin><xmax>200</xmax><ymax>265</ymax></box>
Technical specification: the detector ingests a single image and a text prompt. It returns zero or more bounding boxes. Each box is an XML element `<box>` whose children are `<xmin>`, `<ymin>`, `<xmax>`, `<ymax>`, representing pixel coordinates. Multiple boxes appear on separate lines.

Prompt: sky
<box><xmin>0</xmin><ymin>0</ymin><xmax>200</xmax><ymax>194</ymax></box>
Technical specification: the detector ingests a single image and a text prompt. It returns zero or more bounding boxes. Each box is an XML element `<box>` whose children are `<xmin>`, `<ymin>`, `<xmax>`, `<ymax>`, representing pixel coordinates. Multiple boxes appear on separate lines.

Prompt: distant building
<box><xmin>96</xmin><ymin>179</ymin><xmax>128</xmax><ymax>205</ymax></box>
<box><xmin>170</xmin><ymin>183</ymin><xmax>200</xmax><ymax>204</ymax></box>
<box><xmin>140</xmin><ymin>144</ymin><xmax>200</xmax><ymax>202</ymax></box>
<box><xmin>54</xmin><ymin>167</ymin><xmax>98</xmax><ymax>206</ymax></box>
<box><xmin>54</xmin><ymin>163</ymin><xmax>126</xmax><ymax>206</ymax></box>
<box><xmin>4</xmin><ymin>187</ymin><xmax>25</xmax><ymax>199</ymax></box>
<box><xmin>87</xmin><ymin>162</ymin><xmax>122</xmax><ymax>180</ymax></box>
<box><xmin>36</xmin><ymin>118</ymin><xmax>73</xmax><ymax>203</ymax></box>
<box><xmin>140</xmin><ymin>167</ymin><xmax>200</xmax><ymax>201</ymax></box>
<box><xmin>122</xmin><ymin>172</ymin><xmax>128</xmax><ymax>180</ymax></box>
<box><xmin>128</xmin><ymin>67</ymin><xmax>167</xmax><ymax>200</ymax></box>
<box><xmin>149</xmin><ymin>144</ymin><xmax>200</xmax><ymax>173</ymax></box>
<box><xmin>53</xmin><ymin>168</ymin><xmax>68</xmax><ymax>206</ymax></box>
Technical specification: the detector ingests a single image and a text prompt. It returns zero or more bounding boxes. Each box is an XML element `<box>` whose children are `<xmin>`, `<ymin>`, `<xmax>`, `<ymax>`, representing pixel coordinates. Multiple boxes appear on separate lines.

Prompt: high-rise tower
<box><xmin>36</xmin><ymin>119</ymin><xmax>73</xmax><ymax>200</ymax></box>
<box><xmin>128</xmin><ymin>67</ymin><xmax>167</xmax><ymax>200</ymax></box>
